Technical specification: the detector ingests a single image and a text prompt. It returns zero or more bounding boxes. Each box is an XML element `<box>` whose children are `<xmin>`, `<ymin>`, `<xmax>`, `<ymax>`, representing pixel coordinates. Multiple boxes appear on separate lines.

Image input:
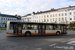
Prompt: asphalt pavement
<box><xmin>0</xmin><ymin>30</ymin><xmax>75</xmax><ymax>50</ymax></box>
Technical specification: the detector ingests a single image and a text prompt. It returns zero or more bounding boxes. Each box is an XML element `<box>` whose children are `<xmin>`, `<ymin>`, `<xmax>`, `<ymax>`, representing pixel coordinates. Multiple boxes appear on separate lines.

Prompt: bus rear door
<box><xmin>38</xmin><ymin>25</ymin><xmax>46</xmax><ymax>35</ymax></box>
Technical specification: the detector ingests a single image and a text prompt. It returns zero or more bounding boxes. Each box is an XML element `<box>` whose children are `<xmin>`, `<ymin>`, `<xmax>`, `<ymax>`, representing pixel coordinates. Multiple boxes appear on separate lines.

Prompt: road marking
<box><xmin>36</xmin><ymin>48</ymin><xmax>42</xmax><ymax>50</ymax></box>
<box><xmin>54</xmin><ymin>46</ymin><xmax>74</xmax><ymax>50</ymax></box>
<box><xmin>61</xmin><ymin>41</ymin><xmax>66</xmax><ymax>43</ymax></box>
<box><xmin>49</xmin><ymin>43</ymin><xmax>56</xmax><ymax>46</ymax></box>
<box><xmin>67</xmin><ymin>41</ymin><xmax>75</xmax><ymax>45</ymax></box>
<box><xmin>70</xmin><ymin>38</ymin><xmax>75</xmax><ymax>41</ymax></box>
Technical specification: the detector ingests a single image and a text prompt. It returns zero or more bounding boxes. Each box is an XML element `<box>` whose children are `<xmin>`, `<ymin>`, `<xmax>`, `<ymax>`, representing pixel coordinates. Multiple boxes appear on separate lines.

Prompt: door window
<box><xmin>64</xmin><ymin>26</ymin><xmax>67</xmax><ymax>33</ymax></box>
<box><xmin>18</xmin><ymin>24</ymin><xmax>22</xmax><ymax>33</ymax></box>
<box><xmin>61</xmin><ymin>26</ymin><xmax>63</xmax><ymax>32</ymax></box>
<box><xmin>14</xmin><ymin>24</ymin><xmax>18</xmax><ymax>34</ymax></box>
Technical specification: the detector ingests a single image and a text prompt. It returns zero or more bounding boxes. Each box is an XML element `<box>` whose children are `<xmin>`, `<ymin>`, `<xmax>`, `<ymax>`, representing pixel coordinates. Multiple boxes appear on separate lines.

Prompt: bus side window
<box><xmin>30</xmin><ymin>25</ymin><xmax>38</xmax><ymax>30</ymax></box>
<box><xmin>49</xmin><ymin>25</ymin><xmax>53</xmax><ymax>30</ymax></box>
<box><xmin>46</xmin><ymin>25</ymin><xmax>53</xmax><ymax>30</ymax></box>
<box><xmin>34</xmin><ymin>25</ymin><xmax>38</xmax><ymax>30</ymax></box>
<box><xmin>56</xmin><ymin>26</ymin><xmax>60</xmax><ymax>30</ymax></box>
<box><xmin>27</xmin><ymin>25</ymin><xmax>31</xmax><ymax>29</ymax></box>
<box><xmin>46</xmin><ymin>25</ymin><xmax>49</xmax><ymax>30</ymax></box>
<box><xmin>54</xmin><ymin>25</ymin><xmax>60</xmax><ymax>30</ymax></box>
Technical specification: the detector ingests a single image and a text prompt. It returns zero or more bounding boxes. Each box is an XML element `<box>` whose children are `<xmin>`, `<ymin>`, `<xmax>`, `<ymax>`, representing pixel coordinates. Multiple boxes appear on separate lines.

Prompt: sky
<box><xmin>0</xmin><ymin>0</ymin><xmax>75</xmax><ymax>16</ymax></box>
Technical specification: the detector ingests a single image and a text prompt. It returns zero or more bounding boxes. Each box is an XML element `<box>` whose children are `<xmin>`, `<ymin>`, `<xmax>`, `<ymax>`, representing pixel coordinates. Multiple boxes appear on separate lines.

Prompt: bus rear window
<box><xmin>10</xmin><ymin>24</ymin><xmax>13</xmax><ymax>29</ymax></box>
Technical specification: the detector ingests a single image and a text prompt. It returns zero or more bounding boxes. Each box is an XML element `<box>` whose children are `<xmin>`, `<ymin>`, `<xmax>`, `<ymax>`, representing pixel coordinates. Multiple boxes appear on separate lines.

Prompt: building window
<box><xmin>1</xmin><ymin>18</ymin><xmax>3</xmax><ymax>20</ymax></box>
<box><xmin>8</xmin><ymin>18</ymin><xmax>9</xmax><ymax>20</ymax></box>
<box><xmin>62</xmin><ymin>13</ymin><xmax>63</xmax><ymax>16</ymax></box>
<box><xmin>74</xmin><ymin>16</ymin><xmax>75</xmax><ymax>20</ymax></box>
<box><xmin>50</xmin><ymin>15</ymin><xmax>52</xmax><ymax>17</ymax></box>
<box><xmin>65</xmin><ymin>13</ymin><xmax>67</xmax><ymax>16</ymax></box>
<box><xmin>47</xmin><ymin>15</ymin><xmax>49</xmax><ymax>17</ymax></box>
<box><xmin>74</xmin><ymin>18</ymin><xmax>75</xmax><ymax>20</ymax></box>
<box><xmin>4</xmin><ymin>21</ymin><xmax>5</xmax><ymax>23</ymax></box>
<box><xmin>70</xmin><ymin>12</ymin><xmax>72</xmax><ymax>15</ymax></box>
<box><xmin>6</xmin><ymin>18</ymin><xmax>7</xmax><ymax>20</ymax></box>
<box><xmin>56</xmin><ymin>18</ymin><xmax>57</xmax><ymax>21</ymax></box>
<box><xmin>70</xmin><ymin>18</ymin><xmax>72</xmax><ymax>20</ymax></box>
<box><xmin>53</xmin><ymin>14</ymin><xmax>54</xmax><ymax>17</ymax></box>
<box><xmin>50</xmin><ymin>19</ymin><xmax>52</xmax><ymax>22</ymax></box>
<box><xmin>53</xmin><ymin>18</ymin><xmax>54</xmax><ymax>21</ymax></box>
<box><xmin>59</xmin><ymin>14</ymin><xmax>60</xmax><ymax>16</ymax></box>
<box><xmin>59</xmin><ymin>18</ymin><xmax>60</xmax><ymax>21</ymax></box>
<box><xmin>62</xmin><ymin>18</ymin><xmax>64</xmax><ymax>21</ymax></box>
<box><xmin>44</xmin><ymin>19</ymin><xmax>46</xmax><ymax>22</ymax></box>
<box><xmin>56</xmin><ymin>14</ymin><xmax>57</xmax><ymax>17</ymax></box>
<box><xmin>47</xmin><ymin>19</ymin><xmax>49</xmax><ymax>22</ymax></box>
<box><xmin>6</xmin><ymin>21</ymin><xmax>7</xmax><ymax>23</ymax></box>
<box><xmin>65</xmin><ymin>17</ymin><xmax>67</xmax><ymax>21</ymax></box>
<box><xmin>74</xmin><ymin>12</ymin><xmax>75</xmax><ymax>14</ymax></box>
<box><xmin>4</xmin><ymin>18</ymin><xmax>5</xmax><ymax>20</ymax></box>
<box><xmin>44</xmin><ymin>16</ymin><xmax>46</xmax><ymax>18</ymax></box>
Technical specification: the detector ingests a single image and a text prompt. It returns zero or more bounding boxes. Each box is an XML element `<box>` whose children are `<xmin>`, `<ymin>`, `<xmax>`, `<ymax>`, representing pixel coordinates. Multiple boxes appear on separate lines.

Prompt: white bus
<box><xmin>6</xmin><ymin>21</ymin><xmax>67</xmax><ymax>36</ymax></box>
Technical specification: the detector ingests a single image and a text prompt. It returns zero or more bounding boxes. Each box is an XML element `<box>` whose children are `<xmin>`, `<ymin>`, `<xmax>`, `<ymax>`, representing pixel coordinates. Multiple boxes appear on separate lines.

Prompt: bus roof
<box><xmin>10</xmin><ymin>21</ymin><xmax>67</xmax><ymax>25</ymax></box>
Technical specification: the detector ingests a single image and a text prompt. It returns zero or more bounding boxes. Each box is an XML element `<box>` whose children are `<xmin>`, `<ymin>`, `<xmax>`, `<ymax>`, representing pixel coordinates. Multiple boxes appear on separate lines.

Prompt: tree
<box><xmin>17</xmin><ymin>15</ymin><xmax>21</xmax><ymax>17</ymax></box>
<box><xmin>72</xmin><ymin>23</ymin><xmax>75</xmax><ymax>27</ymax></box>
<box><xmin>15</xmin><ymin>14</ymin><xmax>21</xmax><ymax>19</ymax></box>
<box><xmin>15</xmin><ymin>14</ymin><xmax>18</xmax><ymax>17</ymax></box>
<box><xmin>69</xmin><ymin>22</ymin><xmax>73</xmax><ymax>28</ymax></box>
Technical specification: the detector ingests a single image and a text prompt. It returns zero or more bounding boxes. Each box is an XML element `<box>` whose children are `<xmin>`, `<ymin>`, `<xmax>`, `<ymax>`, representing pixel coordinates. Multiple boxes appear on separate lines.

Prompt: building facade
<box><xmin>21</xmin><ymin>6</ymin><xmax>75</xmax><ymax>24</ymax></box>
<box><xmin>0</xmin><ymin>14</ymin><xmax>17</xmax><ymax>28</ymax></box>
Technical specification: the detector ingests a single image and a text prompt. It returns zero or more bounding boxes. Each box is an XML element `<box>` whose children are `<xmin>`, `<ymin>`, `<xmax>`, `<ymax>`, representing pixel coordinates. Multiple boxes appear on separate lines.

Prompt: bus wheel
<box><xmin>56</xmin><ymin>32</ymin><xmax>60</xmax><ymax>35</ymax></box>
<box><xmin>25</xmin><ymin>32</ymin><xmax>31</xmax><ymax>36</ymax></box>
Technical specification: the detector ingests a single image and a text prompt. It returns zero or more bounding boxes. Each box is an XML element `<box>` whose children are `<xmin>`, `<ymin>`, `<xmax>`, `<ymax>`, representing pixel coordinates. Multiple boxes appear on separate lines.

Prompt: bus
<box><xmin>6</xmin><ymin>21</ymin><xmax>67</xmax><ymax>36</ymax></box>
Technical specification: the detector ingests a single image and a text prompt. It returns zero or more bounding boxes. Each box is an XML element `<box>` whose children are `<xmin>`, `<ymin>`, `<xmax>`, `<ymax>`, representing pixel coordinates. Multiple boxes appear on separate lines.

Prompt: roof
<box><xmin>0</xmin><ymin>14</ymin><xmax>17</xmax><ymax>18</ymax></box>
<box><xmin>59</xmin><ymin>6</ymin><xmax>75</xmax><ymax>10</ymax></box>
<box><xmin>23</xmin><ymin>6</ymin><xmax>75</xmax><ymax>17</ymax></box>
<box><xmin>33</xmin><ymin>9</ymin><xmax>57</xmax><ymax>15</ymax></box>
<box><xmin>23</xmin><ymin>14</ymin><xmax>31</xmax><ymax>17</ymax></box>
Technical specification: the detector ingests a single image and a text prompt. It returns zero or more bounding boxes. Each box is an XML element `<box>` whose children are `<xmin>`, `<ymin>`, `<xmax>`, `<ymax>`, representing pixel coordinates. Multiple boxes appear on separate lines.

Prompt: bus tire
<box><xmin>56</xmin><ymin>31</ymin><xmax>60</xmax><ymax>35</ymax></box>
<box><xmin>25</xmin><ymin>32</ymin><xmax>31</xmax><ymax>36</ymax></box>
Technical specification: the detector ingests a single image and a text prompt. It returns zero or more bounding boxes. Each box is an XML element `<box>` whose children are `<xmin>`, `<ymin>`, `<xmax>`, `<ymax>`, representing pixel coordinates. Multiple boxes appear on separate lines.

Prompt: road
<box><xmin>0</xmin><ymin>30</ymin><xmax>75</xmax><ymax>50</ymax></box>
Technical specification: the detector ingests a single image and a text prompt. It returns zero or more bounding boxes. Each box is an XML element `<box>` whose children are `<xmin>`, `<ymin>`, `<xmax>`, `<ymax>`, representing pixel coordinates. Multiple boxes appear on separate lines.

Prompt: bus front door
<box><xmin>14</xmin><ymin>24</ymin><xmax>18</xmax><ymax>34</ymax></box>
<box><xmin>14</xmin><ymin>24</ymin><xmax>22</xmax><ymax>35</ymax></box>
<box><xmin>38</xmin><ymin>25</ymin><xmax>45</xmax><ymax>35</ymax></box>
